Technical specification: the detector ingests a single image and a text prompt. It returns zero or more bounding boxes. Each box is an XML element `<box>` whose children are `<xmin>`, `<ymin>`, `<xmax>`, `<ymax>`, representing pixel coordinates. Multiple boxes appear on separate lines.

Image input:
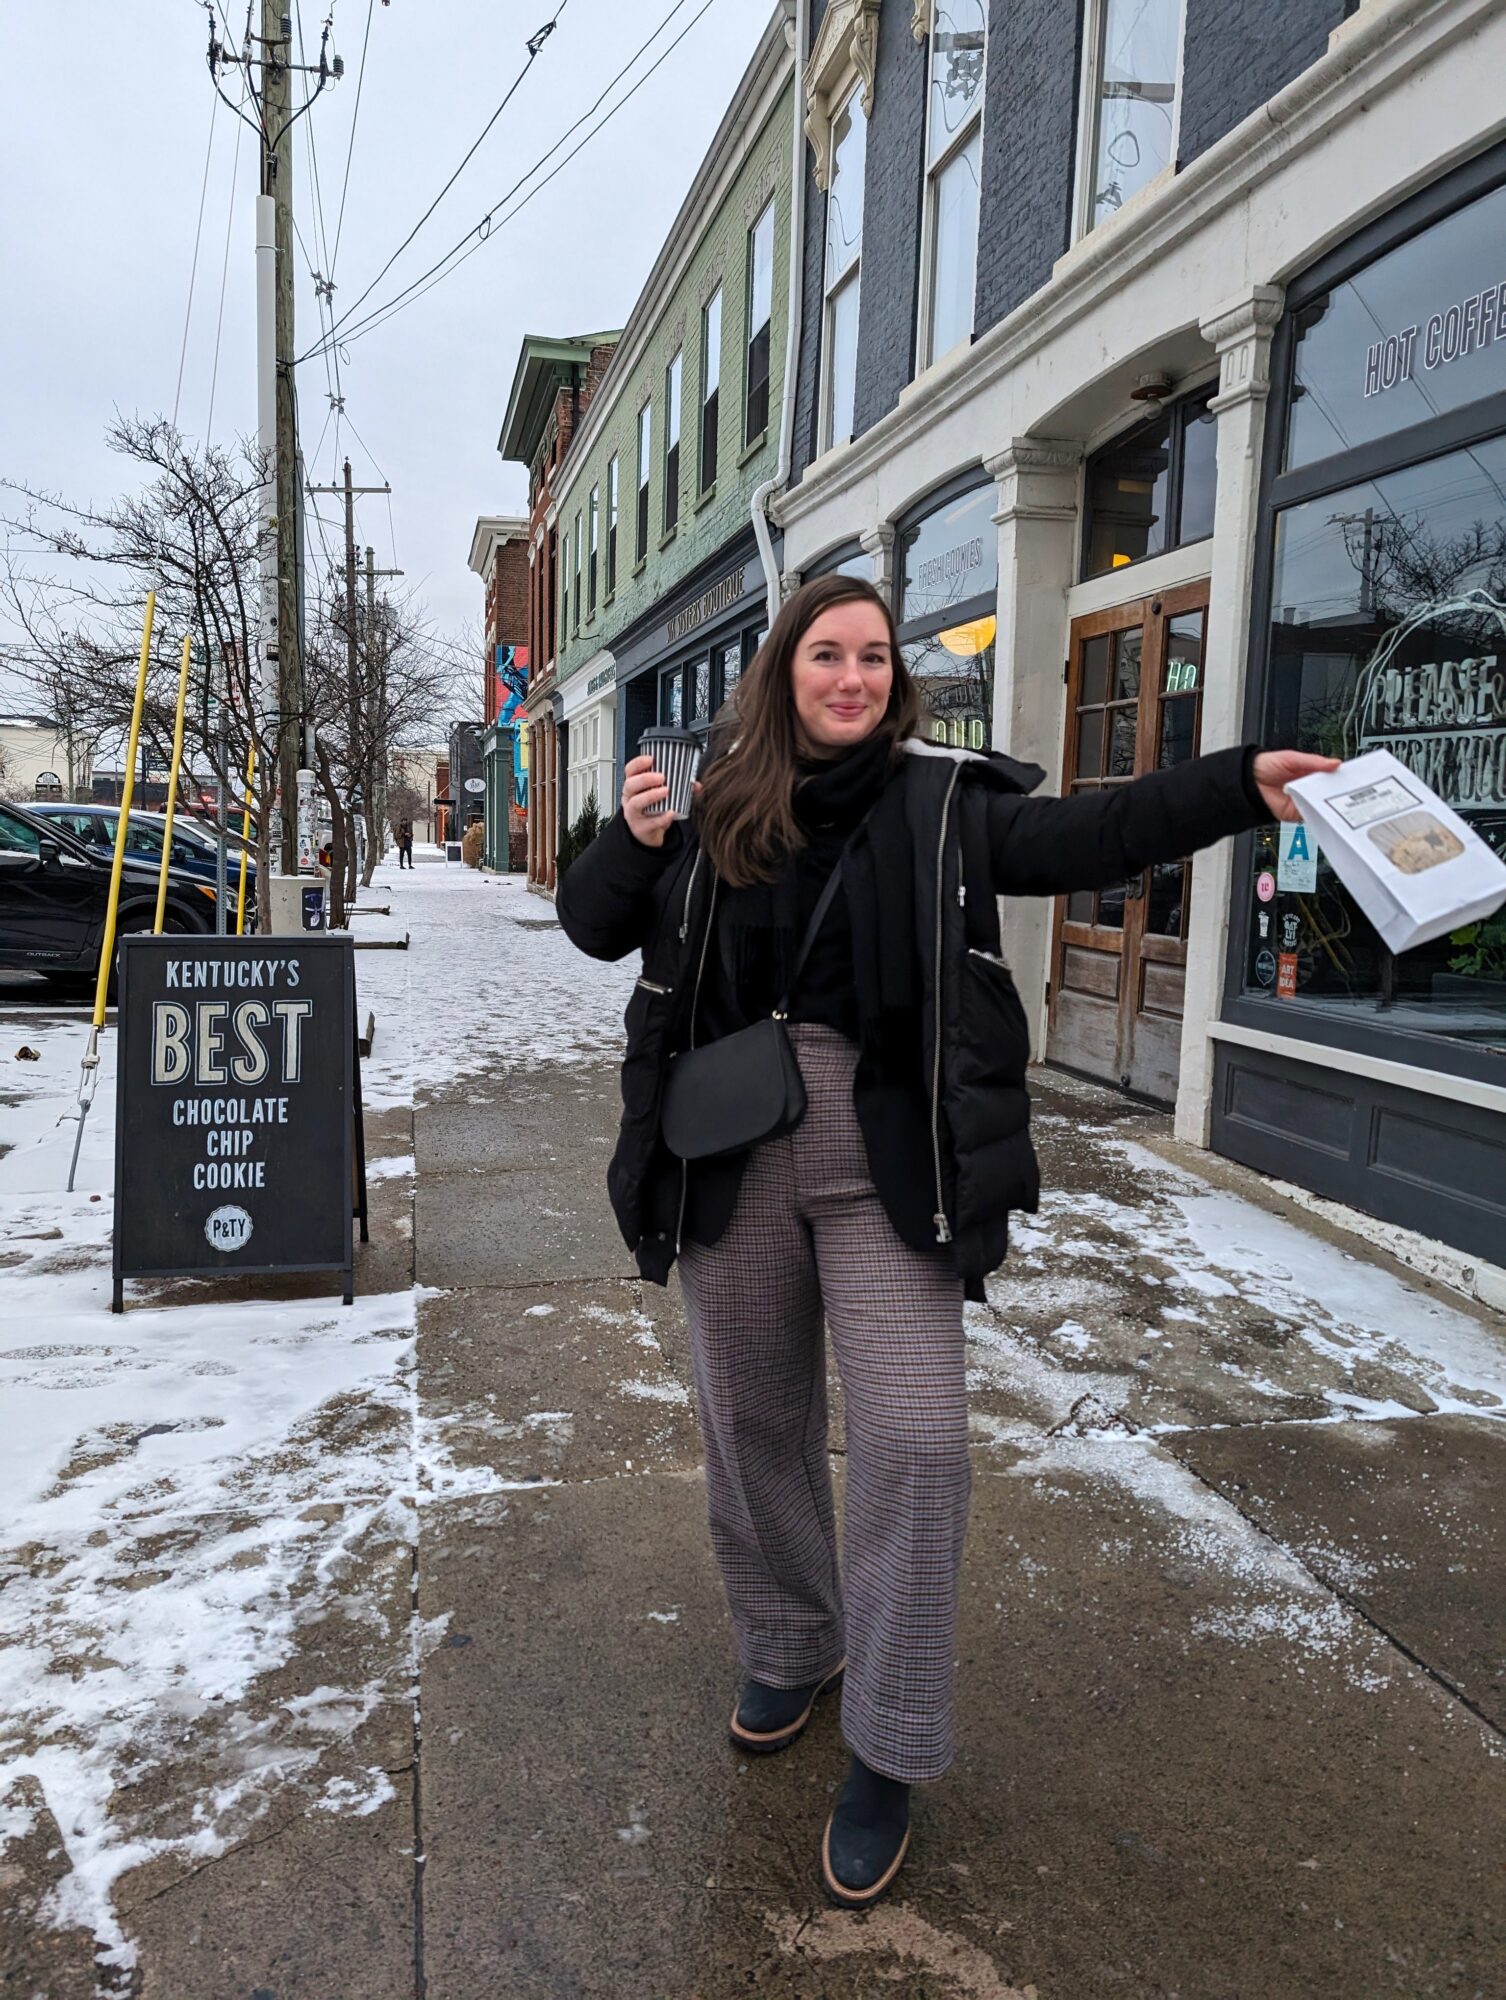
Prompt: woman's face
<box><xmin>790</xmin><ymin>600</ymin><xmax>894</xmax><ymax>752</ymax></box>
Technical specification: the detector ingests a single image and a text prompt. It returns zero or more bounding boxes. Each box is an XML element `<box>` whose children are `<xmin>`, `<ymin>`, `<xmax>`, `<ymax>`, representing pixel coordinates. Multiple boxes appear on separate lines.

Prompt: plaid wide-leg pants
<box><xmin>678</xmin><ymin>1024</ymin><xmax>970</xmax><ymax>1783</ymax></box>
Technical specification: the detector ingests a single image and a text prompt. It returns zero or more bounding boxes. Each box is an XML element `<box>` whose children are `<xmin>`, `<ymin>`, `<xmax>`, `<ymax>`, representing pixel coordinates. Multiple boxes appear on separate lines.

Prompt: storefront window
<box><xmin>1247</xmin><ymin>434</ymin><xmax>1506</xmax><ymax>1044</ymax></box>
<box><xmin>1083</xmin><ymin>385</ymin><xmax>1218</xmax><ymax>577</ymax></box>
<box><xmin>897</xmin><ymin>481</ymin><xmax>999</xmax><ymax>748</ymax></box>
<box><xmin>1286</xmin><ymin>180</ymin><xmax>1506</xmax><ymax>473</ymax></box>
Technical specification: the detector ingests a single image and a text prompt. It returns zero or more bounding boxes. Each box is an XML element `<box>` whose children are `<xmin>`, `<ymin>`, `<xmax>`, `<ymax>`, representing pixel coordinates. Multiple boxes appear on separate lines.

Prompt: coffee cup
<box><xmin>638</xmin><ymin>726</ymin><xmax>703</xmax><ymax>819</ymax></box>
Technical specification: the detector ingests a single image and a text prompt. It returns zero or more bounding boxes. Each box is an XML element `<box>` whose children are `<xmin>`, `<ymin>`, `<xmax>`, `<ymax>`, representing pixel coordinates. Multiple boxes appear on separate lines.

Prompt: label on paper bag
<box><xmin>1285</xmin><ymin>748</ymin><xmax>1506</xmax><ymax>953</ymax></box>
<box><xmin>1277</xmin><ymin>820</ymin><xmax>1318</xmax><ymax>892</ymax></box>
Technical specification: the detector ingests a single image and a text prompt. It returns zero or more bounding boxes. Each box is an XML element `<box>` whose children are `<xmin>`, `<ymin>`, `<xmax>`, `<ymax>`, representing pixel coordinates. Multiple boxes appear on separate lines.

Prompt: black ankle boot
<box><xmin>821</xmin><ymin>1754</ymin><xmax>911</xmax><ymax>1907</ymax></box>
<box><xmin>728</xmin><ymin>1660</ymin><xmax>845</xmax><ymax>1754</ymax></box>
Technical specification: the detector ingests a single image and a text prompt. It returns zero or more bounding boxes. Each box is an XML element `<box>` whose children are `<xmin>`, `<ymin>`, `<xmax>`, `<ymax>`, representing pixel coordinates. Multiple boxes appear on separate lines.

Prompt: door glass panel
<box><xmin>1146</xmin><ymin>860</ymin><xmax>1185</xmax><ymax>936</ymax></box>
<box><xmin>1158</xmin><ymin>696</ymin><xmax>1197</xmax><ymax>769</ymax></box>
<box><xmin>690</xmin><ymin>656</ymin><xmax>711</xmax><ymax>723</ymax></box>
<box><xmin>1108</xmin><ymin>707</ymin><xmax>1137</xmax><ymax>776</ymax></box>
<box><xmin>1163</xmin><ymin>611</ymin><xmax>1204</xmax><ymax>691</ymax></box>
<box><xmin>1080</xmin><ymin>634</ymin><xmax>1110</xmax><ymax>706</ymax></box>
<box><xmin>1096</xmin><ymin>878</ymin><xmax>1127</xmax><ymax>930</ymax></box>
<box><xmin>1067</xmin><ymin>888</ymin><xmax>1095</xmax><ymax>924</ymax></box>
<box><xmin>1112</xmin><ymin>627</ymin><xmax>1142</xmax><ymax>700</ymax></box>
<box><xmin>1075</xmin><ymin>708</ymin><xmax>1105</xmax><ymax>778</ymax></box>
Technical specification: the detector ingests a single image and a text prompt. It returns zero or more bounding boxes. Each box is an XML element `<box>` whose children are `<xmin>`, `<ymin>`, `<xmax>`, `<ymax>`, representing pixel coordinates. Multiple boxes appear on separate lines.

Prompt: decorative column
<box><xmin>985</xmin><ymin>438</ymin><xmax>1082</xmax><ymax>1053</ymax></box>
<box><xmin>1174</xmin><ymin>283</ymin><xmax>1284</xmax><ymax>1145</ymax></box>
<box><xmin>860</xmin><ymin>522</ymin><xmax>897</xmax><ymax>598</ymax></box>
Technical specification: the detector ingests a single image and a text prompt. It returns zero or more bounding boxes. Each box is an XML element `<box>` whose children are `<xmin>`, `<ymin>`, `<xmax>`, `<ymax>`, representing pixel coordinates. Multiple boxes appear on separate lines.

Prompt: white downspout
<box><xmin>753</xmin><ymin>0</ymin><xmax>809</xmax><ymax>627</ymax></box>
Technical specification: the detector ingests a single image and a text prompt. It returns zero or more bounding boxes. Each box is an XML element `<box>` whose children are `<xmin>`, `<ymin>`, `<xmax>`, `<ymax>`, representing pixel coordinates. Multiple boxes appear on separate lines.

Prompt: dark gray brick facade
<box><xmin>790</xmin><ymin>0</ymin><xmax>1350</xmax><ymax>480</ymax></box>
<box><xmin>1177</xmin><ymin>0</ymin><xmax>1347</xmax><ymax>165</ymax></box>
<box><xmin>974</xmin><ymin>0</ymin><xmax>1083</xmax><ymax>335</ymax></box>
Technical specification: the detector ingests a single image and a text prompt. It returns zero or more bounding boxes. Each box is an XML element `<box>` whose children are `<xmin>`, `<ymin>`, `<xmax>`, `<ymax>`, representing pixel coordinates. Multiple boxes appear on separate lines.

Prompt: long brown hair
<box><xmin>694</xmin><ymin>573</ymin><xmax>919</xmax><ymax>887</ymax></box>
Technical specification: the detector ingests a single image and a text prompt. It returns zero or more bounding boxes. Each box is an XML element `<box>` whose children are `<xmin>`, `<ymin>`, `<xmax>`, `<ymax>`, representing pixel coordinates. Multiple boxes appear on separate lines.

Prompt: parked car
<box><xmin>0</xmin><ymin>800</ymin><xmax>220</xmax><ymax>997</ymax></box>
<box><xmin>32</xmin><ymin>803</ymin><xmax>257</xmax><ymax>898</ymax></box>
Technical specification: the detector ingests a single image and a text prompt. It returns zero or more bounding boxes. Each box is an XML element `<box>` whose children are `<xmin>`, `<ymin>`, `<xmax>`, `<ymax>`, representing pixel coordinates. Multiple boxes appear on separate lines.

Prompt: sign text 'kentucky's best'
<box><xmin>113</xmin><ymin>935</ymin><xmax>362</xmax><ymax>1309</ymax></box>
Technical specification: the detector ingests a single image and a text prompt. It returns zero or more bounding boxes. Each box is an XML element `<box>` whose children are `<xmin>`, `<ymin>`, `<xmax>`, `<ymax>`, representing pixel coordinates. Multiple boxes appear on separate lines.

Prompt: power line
<box><xmin>300</xmin><ymin>0</ymin><xmax>720</xmax><ymax>363</ymax></box>
<box><xmin>300</xmin><ymin>0</ymin><xmax>571</xmax><ymax>363</ymax></box>
<box><xmin>173</xmin><ymin>88</ymin><xmax>221</xmax><ymax>430</ymax></box>
<box><xmin>330</xmin><ymin>0</ymin><xmax>374</xmax><ymax>275</ymax></box>
<box><xmin>206</xmin><ymin>71</ymin><xmax>249</xmax><ymax>438</ymax></box>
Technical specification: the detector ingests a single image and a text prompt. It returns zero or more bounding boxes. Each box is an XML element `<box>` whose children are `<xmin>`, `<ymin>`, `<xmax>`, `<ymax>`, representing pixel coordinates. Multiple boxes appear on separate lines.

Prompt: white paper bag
<box><xmin>1285</xmin><ymin>749</ymin><xmax>1506</xmax><ymax>954</ymax></box>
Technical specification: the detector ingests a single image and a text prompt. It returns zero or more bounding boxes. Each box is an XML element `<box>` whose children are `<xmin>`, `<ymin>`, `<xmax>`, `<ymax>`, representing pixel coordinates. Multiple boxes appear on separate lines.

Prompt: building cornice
<box><xmin>467</xmin><ymin>514</ymin><xmax>528</xmax><ymax>577</ymax></box>
<box><xmin>773</xmin><ymin>0</ymin><xmax>1498</xmax><ymax>534</ymax></box>
<box><xmin>806</xmin><ymin>0</ymin><xmax>882</xmax><ymax>191</ymax></box>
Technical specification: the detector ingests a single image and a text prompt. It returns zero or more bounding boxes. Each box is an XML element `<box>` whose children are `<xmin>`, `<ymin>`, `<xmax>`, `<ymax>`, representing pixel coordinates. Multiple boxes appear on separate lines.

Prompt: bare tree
<box><xmin>2</xmin><ymin>416</ymin><xmax>278</xmax><ymax>924</ymax></box>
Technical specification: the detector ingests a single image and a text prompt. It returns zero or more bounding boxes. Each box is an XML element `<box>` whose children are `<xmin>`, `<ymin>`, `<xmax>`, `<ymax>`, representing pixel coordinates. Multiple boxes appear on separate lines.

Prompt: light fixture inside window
<box><xmin>938</xmin><ymin>614</ymin><xmax>996</xmax><ymax>658</ymax></box>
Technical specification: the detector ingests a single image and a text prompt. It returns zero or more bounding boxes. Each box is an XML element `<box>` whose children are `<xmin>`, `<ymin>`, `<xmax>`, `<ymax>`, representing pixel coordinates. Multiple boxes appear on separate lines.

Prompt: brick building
<box><xmin>497</xmin><ymin>333</ymin><xmax>622</xmax><ymax>892</ymax></box>
<box><xmin>772</xmin><ymin>0</ymin><xmax>1506</xmax><ymax>1259</ymax></box>
<box><xmin>467</xmin><ymin>514</ymin><xmax>529</xmax><ymax>871</ymax></box>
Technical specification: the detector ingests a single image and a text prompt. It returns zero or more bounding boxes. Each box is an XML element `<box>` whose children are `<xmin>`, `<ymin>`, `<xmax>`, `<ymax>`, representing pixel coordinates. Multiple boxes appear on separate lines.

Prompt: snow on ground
<box><xmin>354</xmin><ymin>851</ymin><xmax>637</xmax><ymax>1109</ymax></box>
<box><xmin>0</xmin><ymin>851</ymin><xmax>632</xmax><ymax>1978</ymax></box>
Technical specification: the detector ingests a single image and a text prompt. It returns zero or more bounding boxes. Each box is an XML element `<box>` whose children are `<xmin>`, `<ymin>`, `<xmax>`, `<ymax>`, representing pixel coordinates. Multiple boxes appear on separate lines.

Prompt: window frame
<box><xmin>917</xmin><ymin>3</ymin><xmax>988</xmax><ymax>373</ymax></box>
<box><xmin>636</xmin><ymin>402</ymin><xmax>652</xmax><ymax>563</ymax></box>
<box><xmin>819</xmin><ymin>80</ymin><xmax>867</xmax><ymax>453</ymax></box>
<box><xmin>572</xmin><ymin>511</ymin><xmax>582</xmax><ymax>634</ymax></box>
<box><xmin>699</xmin><ymin>289</ymin><xmax>722</xmax><ymax>494</ymax></box>
<box><xmin>663</xmin><ymin>351</ymin><xmax>683</xmax><ymax>535</ymax></box>
<box><xmin>587</xmin><ymin>485</ymin><xmax>599</xmax><ymax>617</ymax></box>
<box><xmin>1071</xmin><ymin>0</ymin><xmax>1187</xmax><ymax>245</ymax></box>
<box><xmin>744</xmin><ymin>198</ymin><xmax>776</xmax><ymax>448</ymax></box>
<box><xmin>606</xmin><ymin>456</ymin><xmax>619</xmax><ymax>596</ymax></box>
<box><xmin>1079</xmin><ymin>379</ymin><xmax>1219</xmax><ymax>582</ymax></box>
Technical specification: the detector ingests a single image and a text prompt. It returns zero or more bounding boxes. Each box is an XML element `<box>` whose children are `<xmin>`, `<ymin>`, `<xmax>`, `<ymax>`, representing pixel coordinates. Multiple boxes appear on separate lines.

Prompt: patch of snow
<box><xmin>618</xmin><ymin>1377</ymin><xmax>690</xmax><ymax>1406</ymax></box>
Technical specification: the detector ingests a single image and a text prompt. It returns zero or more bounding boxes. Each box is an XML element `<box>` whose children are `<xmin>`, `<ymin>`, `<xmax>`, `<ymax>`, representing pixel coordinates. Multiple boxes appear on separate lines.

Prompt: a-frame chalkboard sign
<box><xmin>112</xmin><ymin>934</ymin><xmax>369</xmax><ymax>1310</ymax></box>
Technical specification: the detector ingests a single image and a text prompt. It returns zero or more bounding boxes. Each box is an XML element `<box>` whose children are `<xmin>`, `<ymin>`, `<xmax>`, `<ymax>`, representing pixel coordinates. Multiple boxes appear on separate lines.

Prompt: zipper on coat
<box><xmin>675</xmin><ymin>873</ymin><xmax>719</xmax><ymax>1257</ymax></box>
<box><xmin>636</xmin><ymin>977</ymin><xmax>673</xmax><ymax>995</ymax></box>
<box><xmin>966</xmin><ymin>947</ymin><xmax>1008</xmax><ymax>969</ymax></box>
<box><xmin>931</xmin><ymin>767</ymin><xmax>962</xmax><ymax>1247</ymax></box>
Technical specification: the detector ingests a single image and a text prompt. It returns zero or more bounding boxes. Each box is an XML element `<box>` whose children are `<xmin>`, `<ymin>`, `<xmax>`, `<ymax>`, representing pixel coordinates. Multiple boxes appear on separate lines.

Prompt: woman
<box><xmin>557</xmin><ymin>574</ymin><xmax>1333</xmax><ymax>1909</ymax></box>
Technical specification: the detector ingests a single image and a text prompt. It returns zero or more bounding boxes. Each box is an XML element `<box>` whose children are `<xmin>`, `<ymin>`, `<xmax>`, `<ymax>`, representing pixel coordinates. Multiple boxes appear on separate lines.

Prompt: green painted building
<box><xmin>550</xmin><ymin>10</ymin><xmax>795</xmax><ymax>834</ymax></box>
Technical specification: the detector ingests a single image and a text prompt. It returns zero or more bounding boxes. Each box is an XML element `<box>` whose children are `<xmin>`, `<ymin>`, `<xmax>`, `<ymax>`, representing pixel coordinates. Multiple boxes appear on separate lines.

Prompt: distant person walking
<box><xmin>397</xmin><ymin>819</ymin><xmax>414</xmax><ymax>869</ymax></box>
<box><xmin>557</xmin><ymin>575</ymin><xmax>1333</xmax><ymax>1909</ymax></box>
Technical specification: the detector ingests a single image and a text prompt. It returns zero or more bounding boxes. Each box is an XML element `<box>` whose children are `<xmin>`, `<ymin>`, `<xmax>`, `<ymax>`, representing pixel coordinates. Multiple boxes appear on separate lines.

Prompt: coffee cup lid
<box><xmin>638</xmin><ymin>726</ymin><xmax>701</xmax><ymax>748</ymax></box>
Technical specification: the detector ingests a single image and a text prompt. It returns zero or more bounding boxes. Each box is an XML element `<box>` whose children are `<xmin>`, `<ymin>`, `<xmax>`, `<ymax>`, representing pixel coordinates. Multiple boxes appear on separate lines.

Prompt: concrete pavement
<box><xmin>3</xmin><ymin>867</ymin><xmax>1503</xmax><ymax>1997</ymax></box>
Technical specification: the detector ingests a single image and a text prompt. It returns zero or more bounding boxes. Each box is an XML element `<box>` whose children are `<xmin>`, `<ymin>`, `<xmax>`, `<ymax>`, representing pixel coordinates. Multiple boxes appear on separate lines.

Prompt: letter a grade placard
<box><xmin>113</xmin><ymin>935</ymin><xmax>367</xmax><ymax>1309</ymax></box>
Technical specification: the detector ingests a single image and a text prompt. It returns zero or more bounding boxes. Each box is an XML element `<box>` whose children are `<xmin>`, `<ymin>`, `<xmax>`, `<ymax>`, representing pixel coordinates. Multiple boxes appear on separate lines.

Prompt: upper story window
<box><xmin>1075</xmin><ymin>0</ymin><xmax>1181</xmax><ymax>239</ymax></box>
<box><xmin>821</xmin><ymin>87</ymin><xmax>867</xmax><ymax>449</ymax></box>
<box><xmin>606</xmin><ymin>456</ymin><xmax>619</xmax><ymax>595</ymax></box>
<box><xmin>636</xmin><ymin>401</ymin><xmax>652</xmax><ymax>563</ymax></box>
<box><xmin>700</xmin><ymin>289</ymin><xmax>722</xmax><ymax>493</ymax></box>
<box><xmin>572</xmin><ymin>512</ymin><xmax>582</xmax><ymax>631</ymax></box>
<box><xmin>745</xmin><ymin>199</ymin><xmax>775</xmax><ymax>445</ymax></box>
<box><xmin>921</xmin><ymin>1</ymin><xmax>985</xmax><ymax>369</ymax></box>
<box><xmin>1082</xmin><ymin>384</ymin><xmax>1218</xmax><ymax>578</ymax></box>
<box><xmin>588</xmin><ymin>485</ymin><xmax>599</xmax><ymax>616</ymax></box>
<box><xmin>664</xmin><ymin>352</ymin><xmax>683</xmax><ymax>534</ymax></box>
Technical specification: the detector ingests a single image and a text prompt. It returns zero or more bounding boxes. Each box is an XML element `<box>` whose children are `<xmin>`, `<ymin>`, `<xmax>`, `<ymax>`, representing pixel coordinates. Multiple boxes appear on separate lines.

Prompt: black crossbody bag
<box><xmin>659</xmin><ymin>861</ymin><xmax>849</xmax><ymax>1162</ymax></box>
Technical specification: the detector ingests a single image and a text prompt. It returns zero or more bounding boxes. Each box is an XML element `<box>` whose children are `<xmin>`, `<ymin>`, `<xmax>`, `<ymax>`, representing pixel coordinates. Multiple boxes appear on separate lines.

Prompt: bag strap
<box><xmin>773</xmin><ymin>860</ymin><xmax>847</xmax><ymax>1020</ymax></box>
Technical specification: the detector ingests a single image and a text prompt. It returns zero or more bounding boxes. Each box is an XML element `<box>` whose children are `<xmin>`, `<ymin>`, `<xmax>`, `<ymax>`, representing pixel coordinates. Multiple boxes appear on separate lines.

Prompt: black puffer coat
<box><xmin>556</xmin><ymin>738</ymin><xmax>1266</xmax><ymax>1292</ymax></box>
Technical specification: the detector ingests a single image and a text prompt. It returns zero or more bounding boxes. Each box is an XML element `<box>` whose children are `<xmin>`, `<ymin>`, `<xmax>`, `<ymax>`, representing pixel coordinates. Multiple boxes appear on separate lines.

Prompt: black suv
<box><xmin>0</xmin><ymin>799</ymin><xmax>219</xmax><ymax>995</ymax></box>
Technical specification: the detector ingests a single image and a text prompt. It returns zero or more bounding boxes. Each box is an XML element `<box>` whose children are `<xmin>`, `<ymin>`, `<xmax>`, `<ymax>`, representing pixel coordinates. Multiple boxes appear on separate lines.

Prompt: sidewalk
<box><xmin>1</xmin><ymin>854</ymin><xmax>1502</xmax><ymax>1998</ymax></box>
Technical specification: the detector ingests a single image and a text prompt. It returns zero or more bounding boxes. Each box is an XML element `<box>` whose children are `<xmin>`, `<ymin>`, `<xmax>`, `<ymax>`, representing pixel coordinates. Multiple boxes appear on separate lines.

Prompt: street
<box><xmin>1</xmin><ymin>850</ymin><xmax>1501</xmax><ymax>1998</ymax></box>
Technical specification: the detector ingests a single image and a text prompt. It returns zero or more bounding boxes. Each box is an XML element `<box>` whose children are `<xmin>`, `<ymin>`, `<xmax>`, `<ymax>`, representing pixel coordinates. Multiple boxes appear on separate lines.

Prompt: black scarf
<box><xmin>713</xmin><ymin>732</ymin><xmax>915</xmax><ymax>1047</ymax></box>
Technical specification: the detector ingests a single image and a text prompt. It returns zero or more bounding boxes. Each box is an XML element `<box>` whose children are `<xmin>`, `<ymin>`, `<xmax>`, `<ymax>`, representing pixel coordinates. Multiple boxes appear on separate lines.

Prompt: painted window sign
<box><xmin>1286</xmin><ymin>178</ymin><xmax>1506</xmax><ymax>469</ymax></box>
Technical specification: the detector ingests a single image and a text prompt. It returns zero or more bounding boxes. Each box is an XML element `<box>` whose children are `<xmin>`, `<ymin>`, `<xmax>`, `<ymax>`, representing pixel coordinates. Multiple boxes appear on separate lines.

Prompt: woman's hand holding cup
<box><xmin>622</xmin><ymin>755</ymin><xmax>674</xmax><ymax>847</ymax></box>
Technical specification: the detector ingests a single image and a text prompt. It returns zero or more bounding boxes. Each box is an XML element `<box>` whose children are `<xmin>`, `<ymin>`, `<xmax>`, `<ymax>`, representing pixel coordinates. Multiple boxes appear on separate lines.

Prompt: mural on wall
<box><xmin>496</xmin><ymin>645</ymin><xmax>530</xmax><ymax>814</ymax></box>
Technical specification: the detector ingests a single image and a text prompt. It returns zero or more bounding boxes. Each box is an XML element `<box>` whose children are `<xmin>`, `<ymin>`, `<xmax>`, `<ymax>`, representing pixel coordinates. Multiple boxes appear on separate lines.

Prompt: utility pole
<box><xmin>365</xmin><ymin>544</ymin><xmax>402</xmax><ymax>862</ymax></box>
<box><xmin>209</xmin><ymin>8</ymin><xmax>339</xmax><ymax>878</ymax></box>
<box><xmin>310</xmin><ymin>460</ymin><xmax>390</xmax><ymax>895</ymax></box>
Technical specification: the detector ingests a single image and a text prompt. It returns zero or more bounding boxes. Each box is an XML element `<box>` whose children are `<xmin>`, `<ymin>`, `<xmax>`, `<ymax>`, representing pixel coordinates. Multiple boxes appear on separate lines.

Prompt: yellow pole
<box><xmin>92</xmin><ymin>591</ymin><xmax>156</xmax><ymax>1027</ymax></box>
<box><xmin>235</xmin><ymin>740</ymin><xmax>256</xmax><ymax>935</ymax></box>
<box><xmin>154</xmin><ymin>634</ymin><xmax>193</xmax><ymax>934</ymax></box>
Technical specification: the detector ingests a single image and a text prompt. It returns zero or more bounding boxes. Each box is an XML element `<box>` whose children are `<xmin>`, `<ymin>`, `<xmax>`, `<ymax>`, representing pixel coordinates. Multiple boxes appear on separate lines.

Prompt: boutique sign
<box><xmin>666</xmin><ymin>565</ymin><xmax>747</xmax><ymax>646</ymax></box>
<box><xmin>1362</xmin><ymin>279</ymin><xmax>1504</xmax><ymax>399</ymax></box>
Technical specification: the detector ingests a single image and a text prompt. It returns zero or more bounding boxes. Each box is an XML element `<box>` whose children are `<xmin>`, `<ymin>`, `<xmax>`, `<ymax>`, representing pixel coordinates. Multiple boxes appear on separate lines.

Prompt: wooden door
<box><xmin>1046</xmin><ymin>583</ymin><xmax>1209</xmax><ymax>1101</ymax></box>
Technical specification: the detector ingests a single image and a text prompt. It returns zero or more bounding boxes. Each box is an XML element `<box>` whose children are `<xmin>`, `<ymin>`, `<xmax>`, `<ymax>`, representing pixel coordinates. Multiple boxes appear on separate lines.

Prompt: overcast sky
<box><xmin>1</xmin><ymin>0</ymin><xmax>773</xmax><ymax>708</ymax></box>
